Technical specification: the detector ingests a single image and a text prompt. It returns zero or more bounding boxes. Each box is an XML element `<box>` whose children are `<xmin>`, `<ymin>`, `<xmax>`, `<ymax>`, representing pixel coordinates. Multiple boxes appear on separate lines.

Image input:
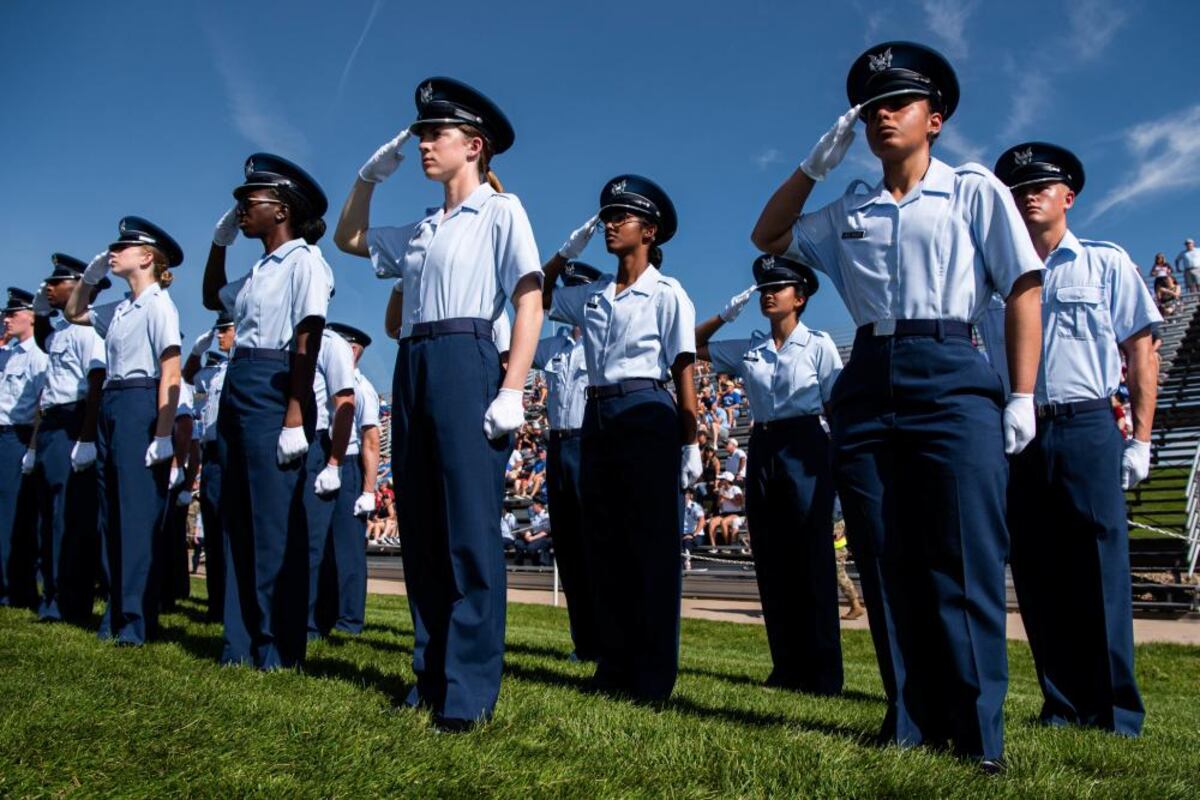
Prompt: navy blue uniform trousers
<box><xmin>317</xmin><ymin>456</ymin><xmax>367</xmax><ymax>635</ymax></box>
<box><xmin>160</xmin><ymin>483</ymin><xmax>191</xmax><ymax>610</ymax></box>
<box><xmin>96</xmin><ymin>382</ymin><xmax>168</xmax><ymax>644</ymax></box>
<box><xmin>0</xmin><ymin>425</ymin><xmax>38</xmax><ymax>609</ymax></box>
<box><xmin>303</xmin><ymin>432</ymin><xmax>336</xmax><ymax>639</ymax></box>
<box><xmin>35</xmin><ymin>402</ymin><xmax>99</xmax><ymax>623</ymax></box>
<box><xmin>199</xmin><ymin>442</ymin><xmax>225</xmax><ymax>621</ymax></box>
<box><xmin>1008</xmin><ymin>407</ymin><xmax>1144</xmax><ymax>735</ymax></box>
<box><xmin>581</xmin><ymin>385</ymin><xmax>682</xmax><ymax>702</ymax></box>
<box><xmin>218</xmin><ymin>351</ymin><xmax>311</xmax><ymax>669</ymax></box>
<box><xmin>392</xmin><ymin>320</ymin><xmax>511</xmax><ymax>722</ymax></box>
<box><xmin>546</xmin><ymin>432</ymin><xmax>600</xmax><ymax>660</ymax></box>
<box><xmin>746</xmin><ymin>415</ymin><xmax>842</xmax><ymax>695</ymax></box>
<box><xmin>831</xmin><ymin>330</ymin><xmax>1009</xmax><ymax>760</ymax></box>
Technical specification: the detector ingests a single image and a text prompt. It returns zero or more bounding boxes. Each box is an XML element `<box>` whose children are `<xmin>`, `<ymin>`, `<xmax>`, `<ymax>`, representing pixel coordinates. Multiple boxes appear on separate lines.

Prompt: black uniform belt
<box><xmin>856</xmin><ymin>319</ymin><xmax>972</xmax><ymax>339</ymax></box>
<box><xmin>407</xmin><ymin>317</ymin><xmax>492</xmax><ymax>340</ymax></box>
<box><xmin>105</xmin><ymin>377</ymin><xmax>158</xmax><ymax>390</ymax></box>
<box><xmin>548</xmin><ymin>428</ymin><xmax>582</xmax><ymax>441</ymax></box>
<box><xmin>232</xmin><ymin>347</ymin><xmax>290</xmax><ymax>362</ymax></box>
<box><xmin>0</xmin><ymin>424</ymin><xmax>33</xmax><ymax>434</ymax></box>
<box><xmin>752</xmin><ymin>414</ymin><xmax>823</xmax><ymax>433</ymax></box>
<box><xmin>586</xmin><ymin>379</ymin><xmax>668</xmax><ymax>400</ymax></box>
<box><xmin>1036</xmin><ymin>397</ymin><xmax>1111</xmax><ymax>419</ymax></box>
<box><xmin>41</xmin><ymin>401</ymin><xmax>85</xmax><ymax>421</ymax></box>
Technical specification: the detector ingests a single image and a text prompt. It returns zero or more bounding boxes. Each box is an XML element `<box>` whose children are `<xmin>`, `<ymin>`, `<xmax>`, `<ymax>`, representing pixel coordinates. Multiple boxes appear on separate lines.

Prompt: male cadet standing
<box><xmin>994</xmin><ymin>142</ymin><xmax>1159</xmax><ymax>736</ymax></box>
<box><xmin>317</xmin><ymin>322</ymin><xmax>379</xmax><ymax>635</ymax></box>
<box><xmin>31</xmin><ymin>256</ymin><xmax>108</xmax><ymax>623</ymax></box>
<box><xmin>0</xmin><ymin>288</ymin><xmax>50</xmax><ymax>609</ymax></box>
<box><xmin>184</xmin><ymin>314</ymin><xmax>234</xmax><ymax>619</ymax></box>
<box><xmin>532</xmin><ymin>261</ymin><xmax>600</xmax><ymax>662</ymax></box>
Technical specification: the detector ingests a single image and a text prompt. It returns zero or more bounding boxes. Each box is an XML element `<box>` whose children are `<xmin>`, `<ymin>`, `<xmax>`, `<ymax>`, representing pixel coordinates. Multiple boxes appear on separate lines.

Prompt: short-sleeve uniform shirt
<box><xmin>706</xmin><ymin>321</ymin><xmax>843</xmax><ymax>421</ymax></box>
<box><xmin>532</xmin><ymin>331</ymin><xmax>589</xmax><ymax>430</ymax></box>
<box><xmin>90</xmin><ymin>282</ymin><xmax>181</xmax><ymax>383</ymax></box>
<box><xmin>40</xmin><ymin>319</ymin><xmax>106</xmax><ymax>409</ymax></box>
<box><xmin>0</xmin><ymin>337</ymin><xmax>49</xmax><ymax>425</ymax></box>
<box><xmin>366</xmin><ymin>183</ymin><xmax>542</xmax><ymax>339</ymax></box>
<box><xmin>550</xmin><ymin>266</ymin><xmax>696</xmax><ymax>384</ymax></box>
<box><xmin>219</xmin><ymin>239</ymin><xmax>333</xmax><ymax>350</ymax></box>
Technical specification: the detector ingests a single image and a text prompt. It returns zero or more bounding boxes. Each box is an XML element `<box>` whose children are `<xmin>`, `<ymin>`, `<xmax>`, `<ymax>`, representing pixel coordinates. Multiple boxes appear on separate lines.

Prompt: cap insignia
<box><xmin>610</xmin><ymin>179</ymin><xmax>627</xmax><ymax>196</ymax></box>
<box><xmin>868</xmin><ymin>47</ymin><xmax>893</xmax><ymax>73</ymax></box>
<box><xmin>1013</xmin><ymin>147</ymin><xmax>1034</xmax><ymax>167</ymax></box>
<box><xmin>762</xmin><ymin>256</ymin><xmax>775</xmax><ymax>269</ymax></box>
<box><xmin>419</xmin><ymin>82</ymin><xmax>434</xmax><ymax>105</ymax></box>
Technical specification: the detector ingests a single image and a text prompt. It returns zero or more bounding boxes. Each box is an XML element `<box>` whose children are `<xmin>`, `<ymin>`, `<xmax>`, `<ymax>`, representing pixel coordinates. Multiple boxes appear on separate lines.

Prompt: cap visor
<box><xmin>858</xmin><ymin>88</ymin><xmax>933</xmax><ymax>116</ymax></box>
<box><xmin>755</xmin><ymin>279</ymin><xmax>800</xmax><ymax>291</ymax></box>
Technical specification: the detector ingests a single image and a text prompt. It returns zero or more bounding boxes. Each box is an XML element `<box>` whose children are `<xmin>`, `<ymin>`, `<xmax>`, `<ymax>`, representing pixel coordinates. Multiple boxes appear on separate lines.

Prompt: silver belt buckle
<box><xmin>872</xmin><ymin>319</ymin><xmax>897</xmax><ymax>336</ymax></box>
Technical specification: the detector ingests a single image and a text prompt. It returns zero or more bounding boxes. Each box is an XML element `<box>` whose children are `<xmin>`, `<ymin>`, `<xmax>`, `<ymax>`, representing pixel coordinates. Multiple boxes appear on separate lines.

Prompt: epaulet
<box><xmin>809</xmin><ymin>328</ymin><xmax>830</xmax><ymax>339</ymax></box>
<box><xmin>656</xmin><ymin>273</ymin><xmax>684</xmax><ymax>290</ymax></box>
<box><xmin>844</xmin><ymin>179</ymin><xmax>873</xmax><ymax>197</ymax></box>
<box><xmin>1077</xmin><ymin>238</ymin><xmax>1127</xmax><ymax>256</ymax></box>
<box><xmin>954</xmin><ymin>162</ymin><xmax>992</xmax><ymax>178</ymax></box>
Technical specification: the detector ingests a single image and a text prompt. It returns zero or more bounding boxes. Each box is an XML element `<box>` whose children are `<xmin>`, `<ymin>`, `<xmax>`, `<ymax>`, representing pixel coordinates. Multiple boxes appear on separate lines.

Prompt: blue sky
<box><xmin>3</xmin><ymin>0</ymin><xmax>1199</xmax><ymax>389</ymax></box>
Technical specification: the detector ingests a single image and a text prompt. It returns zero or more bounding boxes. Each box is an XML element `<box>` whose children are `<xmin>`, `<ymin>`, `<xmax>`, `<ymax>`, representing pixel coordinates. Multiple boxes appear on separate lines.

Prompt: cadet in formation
<box><xmin>751</xmin><ymin>42</ymin><xmax>1045</xmax><ymax>767</ymax></box>
<box><xmin>695</xmin><ymin>254</ymin><xmax>844</xmax><ymax>695</ymax></box>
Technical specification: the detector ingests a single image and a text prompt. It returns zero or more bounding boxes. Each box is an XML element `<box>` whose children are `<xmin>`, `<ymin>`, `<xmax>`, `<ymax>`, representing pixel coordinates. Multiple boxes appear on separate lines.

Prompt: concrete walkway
<box><xmin>366</xmin><ymin>578</ymin><xmax>1200</xmax><ymax>646</ymax></box>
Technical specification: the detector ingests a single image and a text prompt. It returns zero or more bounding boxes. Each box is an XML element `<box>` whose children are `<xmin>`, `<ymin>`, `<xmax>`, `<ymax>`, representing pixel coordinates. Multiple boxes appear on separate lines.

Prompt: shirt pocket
<box><xmin>1053</xmin><ymin>284</ymin><xmax>1109</xmax><ymax>341</ymax></box>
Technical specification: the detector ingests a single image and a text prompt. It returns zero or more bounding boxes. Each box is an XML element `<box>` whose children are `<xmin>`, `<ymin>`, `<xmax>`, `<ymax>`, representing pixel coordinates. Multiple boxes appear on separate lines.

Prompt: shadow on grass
<box><xmin>302</xmin><ymin>655</ymin><xmax>414</xmax><ymax>706</ymax></box>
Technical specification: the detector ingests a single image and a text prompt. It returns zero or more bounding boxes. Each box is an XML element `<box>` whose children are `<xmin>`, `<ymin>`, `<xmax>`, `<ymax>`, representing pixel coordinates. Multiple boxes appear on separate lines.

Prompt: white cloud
<box><xmin>1066</xmin><ymin>0</ymin><xmax>1128</xmax><ymax>62</ymax></box>
<box><xmin>208</xmin><ymin>34</ymin><xmax>311</xmax><ymax>160</ymax></box>
<box><xmin>998</xmin><ymin>71</ymin><xmax>1052</xmax><ymax>142</ymax></box>
<box><xmin>938</xmin><ymin>127</ymin><xmax>987</xmax><ymax>165</ymax></box>
<box><xmin>1087</xmin><ymin>105</ymin><xmax>1200</xmax><ymax>222</ymax></box>
<box><xmin>335</xmin><ymin>0</ymin><xmax>386</xmax><ymax>104</ymax></box>
<box><xmin>921</xmin><ymin>0</ymin><xmax>978</xmax><ymax>59</ymax></box>
<box><xmin>753</xmin><ymin>148</ymin><xmax>783</xmax><ymax>170</ymax></box>
<box><xmin>863</xmin><ymin>9</ymin><xmax>886</xmax><ymax>44</ymax></box>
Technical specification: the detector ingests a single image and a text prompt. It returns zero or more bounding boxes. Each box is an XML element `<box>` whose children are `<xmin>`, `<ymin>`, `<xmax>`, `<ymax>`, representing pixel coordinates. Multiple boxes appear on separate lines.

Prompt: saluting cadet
<box><xmin>334</xmin><ymin>77</ymin><xmax>543</xmax><ymax>730</ymax></box>
<box><xmin>993</xmin><ymin>142</ymin><xmax>1159</xmax><ymax>736</ymax></box>
<box><xmin>303</xmin><ymin>322</ymin><xmax>356</xmax><ymax>641</ymax></box>
<box><xmin>0</xmin><ymin>288</ymin><xmax>49</xmax><ymax>610</ymax></box>
<box><xmin>31</xmin><ymin>256</ymin><xmax>108</xmax><ymax>623</ymax></box>
<box><xmin>64</xmin><ymin>218</ymin><xmax>184</xmax><ymax>645</ymax></box>
<box><xmin>316</xmin><ymin>322</ymin><xmax>380</xmax><ymax>635</ymax></box>
<box><xmin>695</xmin><ymin>254</ymin><xmax>844</xmax><ymax>695</ymax></box>
<box><xmin>751</xmin><ymin>42</ymin><xmax>1045</xmax><ymax>767</ymax></box>
<box><xmin>183</xmin><ymin>314</ymin><xmax>235</xmax><ymax>620</ymax></box>
<box><xmin>532</xmin><ymin>264</ymin><xmax>599</xmax><ymax>662</ymax></box>
<box><xmin>544</xmin><ymin>175</ymin><xmax>700</xmax><ymax>702</ymax></box>
<box><xmin>201</xmin><ymin>153</ymin><xmax>332</xmax><ymax>669</ymax></box>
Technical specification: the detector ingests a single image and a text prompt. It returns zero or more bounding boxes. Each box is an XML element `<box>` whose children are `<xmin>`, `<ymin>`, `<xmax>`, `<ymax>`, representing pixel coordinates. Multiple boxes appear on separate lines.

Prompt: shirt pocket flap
<box><xmin>1056</xmin><ymin>285</ymin><xmax>1103</xmax><ymax>305</ymax></box>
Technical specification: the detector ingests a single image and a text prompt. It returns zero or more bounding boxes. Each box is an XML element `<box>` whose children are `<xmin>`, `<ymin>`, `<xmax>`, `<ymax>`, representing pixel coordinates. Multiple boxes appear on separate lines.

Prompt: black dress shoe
<box><xmin>978</xmin><ymin>758</ymin><xmax>1007</xmax><ymax>775</ymax></box>
<box><xmin>432</xmin><ymin>716</ymin><xmax>478</xmax><ymax>734</ymax></box>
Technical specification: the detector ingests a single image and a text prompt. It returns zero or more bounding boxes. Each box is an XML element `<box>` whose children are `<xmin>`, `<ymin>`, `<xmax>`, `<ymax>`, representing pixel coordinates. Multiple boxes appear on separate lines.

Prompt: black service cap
<box><xmin>109</xmin><ymin>216</ymin><xmax>184</xmax><ymax>268</ymax></box>
<box><xmin>847</xmin><ymin>41</ymin><xmax>959</xmax><ymax>121</ymax></box>
<box><xmin>45</xmin><ymin>252</ymin><xmax>111</xmax><ymax>290</ymax></box>
<box><xmin>752</xmin><ymin>254</ymin><xmax>820</xmax><ymax>297</ymax></box>
<box><xmin>993</xmin><ymin>141</ymin><xmax>1085</xmax><ymax>194</ymax></box>
<box><xmin>3</xmin><ymin>287</ymin><xmax>35</xmax><ymax>314</ymax></box>
<box><xmin>410</xmin><ymin>77</ymin><xmax>515</xmax><ymax>155</ymax></box>
<box><xmin>234</xmin><ymin>153</ymin><xmax>328</xmax><ymax>219</ymax></box>
<box><xmin>561</xmin><ymin>260</ymin><xmax>602</xmax><ymax>287</ymax></box>
<box><xmin>599</xmin><ymin>174</ymin><xmax>678</xmax><ymax>245</ymax></box>
<box><xmin>327</xmin><ymin>322</ymin><xmax>372</xmax><ymax>348</ymax></box>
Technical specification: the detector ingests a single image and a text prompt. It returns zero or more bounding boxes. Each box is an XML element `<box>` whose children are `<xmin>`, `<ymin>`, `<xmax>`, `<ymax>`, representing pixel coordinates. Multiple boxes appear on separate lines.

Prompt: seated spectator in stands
<box><xmin>526</xmin><ymin>447</ymin><xmax>547</xmax><ymax>500</ymax></box>
<box><xmin>697</xmin><ymin>445</ymin><xmax>720</xmax><ymax>500</ymax></box>
<box><xmin>1155</xmin><ymin>273</ymin><xmax>1181</xmax><ymax>316</ymax></box>
<box><xmin>513</xmin><ymin>500</ymin><xmax>552</xmax><ymax>566</ymax></box>
<box><xmin>681</xmin><ymin>488</ymin><xmax>706</xmax><ymax>570</ymax></box>
<box><xmin>1110</xmin><ymin>394</ymin><xmax>1130</xmax><ymax>439</ymax></box>
<box><xmin>723</xmin><ymin>437</ymin><xmax>747</xmax><ymax>483</ymax></box>
<box><xmin>706</xmin><ymin>472</ymin><xmax>745</xmax><ymax>547</ymax></box>
<box><xmin>719</xmin><ymin>378</ymin><xmax>743</xmax><ymax>427</ymax></box>
<box><xmin>500</xmin><ymin>509</ymin><xmax>518</xmax><ymax>554</ymax></box>
<box><xmin>371</xmin><ymin>492</ymin><xmax>398</xmax><ymax>544</ymax></box>
<box><xmin>505</xmin><ymin>449</ymin><xmax>524</xmax><ymax>493</ymax></box>
<box><xmin>1149</xmin><ymin>252</ymin><xmax>1172</xmax><ymax>279</ymax></box>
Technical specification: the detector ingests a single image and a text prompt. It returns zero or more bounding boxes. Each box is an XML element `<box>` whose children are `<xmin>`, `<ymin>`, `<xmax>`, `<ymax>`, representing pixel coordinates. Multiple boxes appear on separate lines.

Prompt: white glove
<box><xmin>277</xmin><ymin>425</ymin><xmax>309</xmax><ymax>465</ymax></box>
<box><xmin>176</xmin><ymin>490</ymin><xmax>193</xmax><ymax>507</ymax></box>
<box><xmin>1003</xmin><ymin>393</ymin><xmax>1036</xmax><ymax>455</ymax></box>
<box><xmin>314</xmin><ymin>463</ymin><xmax>342</xmax><ymax>496</ymax></box>
<box><xmin>483</xmin><ymin>388</ymin><xmax>525</xmax><ymax>440</ymax></box>
<box><xmin>190</xmin><ymin>329</ymin><xmax>215</xmax><ymax>357</ymax></box>
<box><xmin>681</xmin><ymin>443</ymin><xmax>702</xmax><ymax>489</ymax></box>
<box><xmin>33</xmin><ymin>284</ymin><xmax>52</xmax><ymax>317</ymax></box>
<box><xmin>82</xmin><ymin>251</ymin><xmax>111</xmax><ymax>286</ymax></box>
<box><xmin>557</xmin><ymin>214</ymin><xmax>600</xmax><ymax>260</ymax></box>
<box><xmin>799</xmin><ymin>105</ymin><xmax>861</xmax><ymax>182</ymax></box>
<box><xmin>145</xmin><ymin>435</ymin><xmax>174</xmax><ymax>467</ymax></box>
<box><xmin>21</xmin><ymin>448</ymin><xmax>36</xmax><ymax>475</ymax></box>
<box><xmin>358</xmin><ymin>130</ymin><xmax>412</xmax><ymax>183</ymax></box>
<box><xmin>70</xmin><ymin>440</ymin><xmax>97</xmax><ymax>472</ymax></box>
<box><xmin>213</xmin><ymin>206</ymin><xmax>240</xmax><ymax>247</ymax></box>
<box><xmin>720</xmin><ymin>285</ymin><xmax>757</xmax><ymax>322</ymax></box>
<box><xmin>353</xmin><ymin>492</ymin><xmax>376</xmax><ymax>517</ymax></box>
<box><xmin>168</xmin><ymin>463</ymin><xmax>184</xmax><ymax>489</ymax></box>
<box><xmin>1121</xmin><ymin>439</ymin><xmax>1152</xmax><ymax>490</ymax></box>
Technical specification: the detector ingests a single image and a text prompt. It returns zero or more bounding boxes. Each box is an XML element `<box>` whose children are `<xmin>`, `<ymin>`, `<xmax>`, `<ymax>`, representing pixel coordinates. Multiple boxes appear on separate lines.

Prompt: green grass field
<box><xmin>1</xmin><ymin>581</ymin><xmax>1197</xmax><ymax>798</ymax></box>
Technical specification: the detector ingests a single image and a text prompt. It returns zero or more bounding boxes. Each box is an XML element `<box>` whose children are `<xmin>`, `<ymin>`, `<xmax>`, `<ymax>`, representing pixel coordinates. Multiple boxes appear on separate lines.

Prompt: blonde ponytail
<box><xmin>148</xmin><ymin>246</ymin><xmax>173</xmax><ymax>288</ymax></box>
<box><xmin>487</xmin><ymin>169</ymin><xmax>505</xmax><ymax>193</ymax></box>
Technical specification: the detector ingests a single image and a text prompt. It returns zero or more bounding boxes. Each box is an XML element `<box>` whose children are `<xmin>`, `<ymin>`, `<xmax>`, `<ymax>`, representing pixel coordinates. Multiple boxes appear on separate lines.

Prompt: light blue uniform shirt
<box><xmin>550</xmin><ymin>266</ymin><xmax>696</xmax><ymax>384</ymax></box>
<box><xmin>346</xmin><ymin>369</ymin><xmax>380</xmax><ymax>457</ymax></box>
<box><xmin>706</xmin><ymin>321</ymin><xmax>843</xmax><ymax>421</ymax></box>
<box><xmin>90</xmin><ymin>282</ymin><xmax>181</xmax><ymax>383</ymax></box>
<box><xmin>219</xmin><ymin>239</ymin><xmax>333</xmax><ymax>350</ymax></box>
<box><xmin>194</xmin><ymin>360</ymin><xmax>227</xmax><ymax>444</ymax></box>
<box><xmin>40</xmin><ymin>319</ymin><xmax>106</xmax><ymax>409</ymax></box>
<box><xmin>313</xmin><ymin>329</ymin><xmax>356</xmax><ymax>433</ymax></box>
<box><xmin>532</xmin><ymin>331</ymin><xmax>588</xmax><ymax>430</ymax></box>
<box><xmin>176</xmin><ymin>381</ymin><xmax>195</xmax><ymax>419</ymax></box>
<box><xmin>0</xmin><ymin>337</ymin><xmax>49</xmax><ymax>426</ymax></box>
<box><xmin>1038</xmin><ymin>230</ymin><xmax>1160</xmax><ymax>404</ymax></box>
<box><xmin>493</xmin><ymin>312</ymin><xmax>512</xmax><ymax>353</ymax></box>
<box><xmin>366</xmin><ymin>183</ymin><xmax>542</xmax><ymax>339</ymax></box>
<box><xmin>682</xmin><ymin>499</ymin><xmax>704</xmax><ymax>535</ymax></box>
<box><xmin>787</xmin><ymin>158</ymin><xmax>1044</xmax><ymax>327</ymax></box>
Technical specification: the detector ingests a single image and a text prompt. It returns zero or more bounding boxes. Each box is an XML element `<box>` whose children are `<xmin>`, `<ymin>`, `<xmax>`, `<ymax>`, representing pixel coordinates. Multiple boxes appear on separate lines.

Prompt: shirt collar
<box><xmin>10</xmin><ymin>335</ymin><xmax>35</xmax><ymax>352</ymax></box>
<box><xmin>128</xmin><ymin>281</ymin><xmax>163</xmax><ymax>309</ymax></box>
<box><xmin>261</xmin><ymin>238</ymin><xmax>308</xmax><ymax>263</ymax></box>
<box><xmin>424</xmin><ymin>183</ymin><xmax>497</xmax><ymax>219</ymax></box>
<box><xmin>750</xmin><ymin>320</ymin><xmax>812</xmax><ymax>352</ymax></box>
<box><xmin>849</xmin><ymin>157</ymin><xmax>954</xmax><ymax>210</ymax></box>
<box><xmin>1047</xmin><ymin>228</ymin><xmax>1083</xmax><ymax>264</ymax></box>
<box><xmin>625</xmin><ymin>265</ymin><xmax>661</xmax><ymax>298</ymax></box>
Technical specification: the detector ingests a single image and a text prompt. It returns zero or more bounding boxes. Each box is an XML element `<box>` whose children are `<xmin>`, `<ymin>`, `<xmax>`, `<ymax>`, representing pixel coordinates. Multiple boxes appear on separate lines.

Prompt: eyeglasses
<box><xmin>235</xmin><ymin>198</ymin><xmax>286</xmax><ymax>211</ymax></box>
<box><xmin>599</xmin><ymin>211</ymin><xmax>641</xmax><ymax>228</ymax></box>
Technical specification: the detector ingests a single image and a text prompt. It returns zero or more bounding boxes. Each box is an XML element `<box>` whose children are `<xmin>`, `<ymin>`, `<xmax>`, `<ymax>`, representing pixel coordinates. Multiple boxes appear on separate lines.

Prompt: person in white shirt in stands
<box><xmin>1175</xmin><ymin>238</ymin><xmax>1200</xmax><ymax>293</ymax></box>
<box><xmin>680</xmin><ymin>487</ymin><xmax>706</xmax><ymax>570</ymax></box>
<box><xmin>705</xmin><ymin>472</ymin><xmax>745</xmax><ymax>547</ymax></box>
<box><xmin>513</xmin><ymin>500</ymin><xmax>551</xmax><ymax>566</ymax></box>
<box><xmin>722</xmin><ymin>437</ymin><xmax>747</xmax><ymax>482</ymax></box>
